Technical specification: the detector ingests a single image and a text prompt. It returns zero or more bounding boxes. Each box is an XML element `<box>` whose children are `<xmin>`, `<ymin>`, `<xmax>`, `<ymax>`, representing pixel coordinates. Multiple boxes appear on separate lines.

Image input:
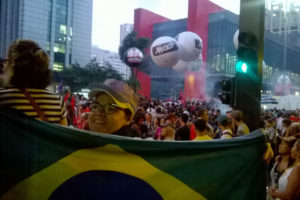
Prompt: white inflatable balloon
<box><xmin>189</xmin><ymin>54</ymin><xmax>202</xmax><ymax>71</ymax></box>
<box><xmin>175</xmin><ymin>31</ymin><xmax>202</xmax><ymax>62</ymax></box>
<box><xmin>126</xmin><ymin>47</ymin><xmax>143</xmax><ymax>67</ymax></box>
<box><xmin>233</xmin><ymin>29</ymin><xmax>239</xmax><ymax>49</ymax></box>
<box><xmin>150</xmin><ymin>36</ymin><xmax>180</xmax><ymax>67</ymax></box>
<box><xmin>172</xmin><ymin>60</ymin><xmax>191</xmax><ymax>72</ymax></box>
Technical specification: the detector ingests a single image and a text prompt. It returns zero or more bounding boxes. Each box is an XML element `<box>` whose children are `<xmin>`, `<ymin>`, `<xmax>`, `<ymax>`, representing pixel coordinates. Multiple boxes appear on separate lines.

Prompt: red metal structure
<box><xmin>134</xmin><ymin>0</ymin><xmax>223</xmax><ymax>99</ymax></box>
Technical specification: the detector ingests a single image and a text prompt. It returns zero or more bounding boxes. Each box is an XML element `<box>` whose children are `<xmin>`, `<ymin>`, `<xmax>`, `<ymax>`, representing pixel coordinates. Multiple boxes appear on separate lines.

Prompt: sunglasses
<box><xmin>91</xmin><ymin>102</ymin><xmax>123</xmax><ymax>114</ymax></box>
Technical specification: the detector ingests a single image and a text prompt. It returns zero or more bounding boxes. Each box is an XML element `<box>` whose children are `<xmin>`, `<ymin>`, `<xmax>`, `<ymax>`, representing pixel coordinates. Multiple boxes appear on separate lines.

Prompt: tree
<box><xmin>118</xmin><ymin>31</ymin><xmax>151</xmax><ymax>92</ymax></box>
<box><xmin>52</xmin><ymin>58</ymin><xmax>125</xmax><ymax>92</ymax></box>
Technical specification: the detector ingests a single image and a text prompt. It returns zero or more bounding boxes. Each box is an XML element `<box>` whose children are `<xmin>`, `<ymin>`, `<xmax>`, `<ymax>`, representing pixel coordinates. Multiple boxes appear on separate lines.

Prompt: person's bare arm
<box><xmin>270</xmin><ymin>165</ymin><xmax>300</xmax><ymax>200</ymax></box>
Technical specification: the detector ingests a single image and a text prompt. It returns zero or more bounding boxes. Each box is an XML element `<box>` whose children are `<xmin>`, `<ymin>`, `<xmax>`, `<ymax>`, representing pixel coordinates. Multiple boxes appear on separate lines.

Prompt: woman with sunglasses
<box><xmin>88</xmin><ymin>79</ymin><xmax>139</xmax><ymax>136</ymax></box>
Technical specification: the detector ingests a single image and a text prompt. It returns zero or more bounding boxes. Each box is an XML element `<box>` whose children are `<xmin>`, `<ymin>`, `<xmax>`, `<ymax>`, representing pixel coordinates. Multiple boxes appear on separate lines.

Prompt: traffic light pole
<box><xmin>235</xmin><ymin>0</ymin><xmax>265</xmax><ymax>131</ymax></box>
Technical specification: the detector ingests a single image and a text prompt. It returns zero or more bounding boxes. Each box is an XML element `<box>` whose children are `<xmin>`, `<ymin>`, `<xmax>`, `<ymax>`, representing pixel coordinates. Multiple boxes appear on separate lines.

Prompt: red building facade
<box><xmin>134</xmin><ymin>0</ymin><xmax>223</xmax><ymax>99</ymax></box>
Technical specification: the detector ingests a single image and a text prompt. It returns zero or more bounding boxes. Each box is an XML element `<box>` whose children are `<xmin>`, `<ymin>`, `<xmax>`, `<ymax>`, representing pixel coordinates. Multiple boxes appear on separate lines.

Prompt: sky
<box><xmin>92</xmin><ymin>0</ymin><xmax>240</xmax><ymax>52</ymax></box>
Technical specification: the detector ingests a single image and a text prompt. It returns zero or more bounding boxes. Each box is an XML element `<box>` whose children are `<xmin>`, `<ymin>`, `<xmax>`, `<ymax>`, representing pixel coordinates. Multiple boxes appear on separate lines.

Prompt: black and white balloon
<box><xmin>125</xmin><ymin>47</ymin><xmax>144</xmax><ymax>68</ymax></box>
<box><xmin>175</xmin><ymin>31</ymin><xmax>202</xmax><ymax>62</ymax></box>
<box><xmin>172</xmin><ymin>60</ymin><xmax>191</xmax><ymax>72</ymax></box>
<box><xmin>150</xmin><ymin>36</ymin><xmax>180</xmax><ymax>67</ymax></box>
<box><xmin>189</xmin><ymin>54</ymin><xmax>202</xmax><ymax>72</ymax></box>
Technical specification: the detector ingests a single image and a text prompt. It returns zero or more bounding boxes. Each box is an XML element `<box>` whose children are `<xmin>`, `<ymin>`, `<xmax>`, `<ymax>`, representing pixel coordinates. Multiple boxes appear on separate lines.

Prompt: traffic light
<box><xmin>236</xmin><ymin>32</ymin><xmax>258</xmax><ymax>78</ymax></box>
<box><xmin>218</xmin><ymin>77</ymin><xmax>235</xmax><ymax>106</ymax></box>
<box><xmin>234</xmin><ymin>31</ymin><xmax>261</xmax><ymax>131</ymax></box>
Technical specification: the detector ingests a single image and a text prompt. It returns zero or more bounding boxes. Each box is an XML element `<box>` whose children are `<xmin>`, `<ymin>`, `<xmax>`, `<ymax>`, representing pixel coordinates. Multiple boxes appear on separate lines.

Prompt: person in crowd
<box><xmin>265</xmin><ymin>118</ymin><xmax>276</xmax><ymax>145</ymax></box>
<box><xmin>0</xmin><ymin>39</ymin><xmax>66</xmax><ymax>125</ymax></box>
<box><xmin>231</xmin><ymin>110</ymin><xmax>250</xmax><ymax>136</ymax></box>
<box><xmin>161</xmin><ymin>123</ymin><xmax>175</xmax><ymax>141</ymax></box>
<box><xmin>277</xmin><ymin>114</ymin><xmax>290</xmax><ymax>136</ymax></box>
<box><xmin>286</xmin><ymin>122</ymin><xmax>300</xmax><ymax>138</ymax></box>
<box><xmin>282</xmin><ymin>118</ymin><xmax>292</xmax><ymax>137</ymax></box>
<box><xmin>217</xmin><ymin>115</ymin><xmax>234</xmax><ymax>139</ymax></box>
<box><xmin>76</xmin><ymin>103</ymin><xmax>87</xmax><ymax>129</ymax></box>
<box><xmin>193</xmin><ymin>118</ymin><xmax>213</xmax><ymax>141</ymax></box>
<box><xmin>276</xmin><ymin>112</ymin><xmax>284</xmax><ymax>135</ymax></box>
<box><xmin>153</xmin><ymin>117</ymin><xmax>162</xmax><ymax>140</ymax></box>
<box><xmin>88</xmin><ymin>79</ymin><xmax>139</xmax><ymax>136</ymax></box>
<box><xmin>289</xmin><ymin>112</ymin><xmax>299</xmax><ymax>123</ymax></box>
<box><xmin>190</xmin><ymin>108</ymin><xmax>214</xmax><ymax>140</ymax></box>
<box><xmin>174</xmin><ymin>113</ymin><xmax>190</xmax><ymax>141</ymax></box>
<box><xmin>270</xmin><ymin>138</ymin><xmax>300</xmax><ymax>199</ymax></box>
<box><xmin>226</xmin><ymin>111</ymin><xmax>232</xmax><ymax>119</ymax></box>
<box><xmin>152</xmin><ymin>106</ymin><xmax>165</xmax><ymax>121</ymax></box>
<box><xmin>269</xmin><ymin>138</ymin><xmax>296</xmax><ymax>187</ymax></box>
<box><xmin>80</xmin><ymin>112</ymin><xmax>89</xmax><ymax>130</ymax></box>
<box><xmin>160</xmin><ymin>114</ymin><xmax>176</xmax><ymax>140</ymax></box>
<box><xmin>144</xmin><ymin>112</ymin><xmax>154</xmax><ymax>138</ymax></box>
<box><xmin>131</xmin><ymin>111</ymin><xmax>148</xmax><ymax>138</ymax></box>
<box><xmin>65</xmin><ymin>102</ymin><xmax>75</xmax><ymax>127</ymax></box>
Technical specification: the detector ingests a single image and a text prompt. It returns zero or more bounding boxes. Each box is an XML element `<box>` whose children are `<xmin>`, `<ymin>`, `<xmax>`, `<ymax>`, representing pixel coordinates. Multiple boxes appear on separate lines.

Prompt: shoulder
<box><xmin>0</xmin><ymin>87</ymin><xmax>20</xmax><ymax>93</ymax></box>
<box><xmin>293</xmin><ymin>164</ymin><xmax>300</xmax><ymax>173</ymax></box>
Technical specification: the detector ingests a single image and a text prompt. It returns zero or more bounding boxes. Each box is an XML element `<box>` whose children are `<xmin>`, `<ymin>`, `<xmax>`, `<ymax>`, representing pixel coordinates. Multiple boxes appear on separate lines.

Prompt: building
<box><xmin>91</xmin><ymin>46</ymin><xmax>131</xmax><ymax>80</ymax></box>
<box><xmin>134</xmin><ymin>0</ymin><xmax>300</xmax><ymax>99</ymax></box>
<box><xmin>0</xmin><ymin>0</ymin><xmax>93</xmax><ymax>71</ymax></box>
<box><xmin>120</xmin><ymin>23</ymin><xmax>133</xmax><ymax>43</ymax></box>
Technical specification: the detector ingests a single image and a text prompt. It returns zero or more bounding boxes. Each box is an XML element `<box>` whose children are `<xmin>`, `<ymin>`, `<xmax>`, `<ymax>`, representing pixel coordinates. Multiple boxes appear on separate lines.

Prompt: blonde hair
<box><xmin>288</xmin><ymin>122</ymin><xmax>300</xmax><ymax>137</ymax></box>
<box><xmin>4</xmin><ymin>39</ymin><xmax>50</xmax><ymax>88</ymax></box>
<box><xmin>161</xmin><ymin>125</ymin><xmax>175</xmax><ymax>140</ymax></box>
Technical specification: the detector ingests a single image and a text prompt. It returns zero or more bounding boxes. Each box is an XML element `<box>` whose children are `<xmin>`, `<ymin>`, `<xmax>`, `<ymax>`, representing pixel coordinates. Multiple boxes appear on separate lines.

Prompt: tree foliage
<box><xmin>118</xmin><ymin>31</ymin><xmax>151</xmax><ymax>93</ymax></box>
<box><xmin>52</xmin><ymin>58</ymin><xmax>124</xmax><ymax>92</ymax></box>
<box><xmin>118</xmin><ymin>31</ymin><xmax>151</xmax><ymax>74</ymax></box>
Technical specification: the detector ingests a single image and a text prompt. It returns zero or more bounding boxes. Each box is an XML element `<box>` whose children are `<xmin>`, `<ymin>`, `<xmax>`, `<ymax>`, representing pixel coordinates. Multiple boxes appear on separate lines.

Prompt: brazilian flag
<box><xmin>0</xmin><ymin>108</ymin><xmax>267</xmax><ymax>200</ymax></box>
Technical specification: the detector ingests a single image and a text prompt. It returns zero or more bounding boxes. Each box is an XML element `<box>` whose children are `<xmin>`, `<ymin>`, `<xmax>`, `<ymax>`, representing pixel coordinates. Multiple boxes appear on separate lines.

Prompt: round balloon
<box><xmin>125</xmin><ymin>47</ymin><xmax>144</xmax><ymax>67</ymax></box>
<box><xmin>189</xmin><ymin>54</ymin><xmax>202</xmax><ymax>72</ymax></box>
<box><xmin>175</xmin><ymin>31</ymin><xmax>202</xmax><ymax>62</ymax></box>
<box><xmin>172</xmin><ymin>60</ymin><xmax>191</xmax><ymax>72</ymax></box>
<box><xmin>150</xmin><ymin>36</ymin><xmax>180</xmax><ymax>67</ymax></box>
<box><xmin>233</xmin><ymin>29</ymin><xmax>239</xmax><ymax>49</ymax></box>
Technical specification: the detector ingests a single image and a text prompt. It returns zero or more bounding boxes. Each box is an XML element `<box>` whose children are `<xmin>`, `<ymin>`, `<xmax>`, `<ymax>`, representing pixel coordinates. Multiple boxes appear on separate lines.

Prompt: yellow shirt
<box><xmin>193</xmin><ymin>135</ymin><xmax>213</xmax><ymax>141</ymax></box>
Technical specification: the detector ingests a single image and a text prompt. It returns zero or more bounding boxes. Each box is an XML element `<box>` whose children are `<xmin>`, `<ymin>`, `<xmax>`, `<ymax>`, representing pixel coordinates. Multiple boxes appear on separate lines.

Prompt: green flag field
<box><xmin>0</xmin><ymin>108</ymin><xmax>267</xmax><ymax>200</ymax></box>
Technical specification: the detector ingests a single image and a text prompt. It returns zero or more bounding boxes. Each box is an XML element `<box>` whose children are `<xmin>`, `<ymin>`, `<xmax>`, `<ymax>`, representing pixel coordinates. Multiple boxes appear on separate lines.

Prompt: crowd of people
<box><xmin>1</xmin><ymin>39</ymin><xmax>300</xmax><ymax>199</ymax></box>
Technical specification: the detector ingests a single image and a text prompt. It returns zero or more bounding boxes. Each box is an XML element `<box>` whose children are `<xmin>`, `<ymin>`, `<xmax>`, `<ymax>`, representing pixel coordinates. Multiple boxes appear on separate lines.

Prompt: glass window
<box><xmin>60</xmin><ymin>25</ymin><xmax>67</xmax><ymax>35</ymax></box>
<box><xmin>53</xmin><ymin>62</ymin><xmax>64</xmax><ymax>71</ymax></box>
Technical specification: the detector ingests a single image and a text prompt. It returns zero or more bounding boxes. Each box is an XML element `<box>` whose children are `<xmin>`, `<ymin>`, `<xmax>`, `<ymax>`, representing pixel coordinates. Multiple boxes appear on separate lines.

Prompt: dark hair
<box><xmin>5</xmin><ymin>39</ymin><xmax>51</xmax><ymax>89</ymax></box>
<box><xmin>156</xmin><ymin>117</ymin><xmax>161</xmax><ymax>126</ymax></box>
<box><xmin>156</xmin><ymin>107</ymin><xmax>161</xmax><ymax>113</ymax></box>
<box><xmin>220</xmin><ymin>118</ymin><xmax>231</xmax><ymax>127</ymax></box>
<box><xmin>194</xmin><ymin>118</ymin><xmax>207</xmax><ymax>132</ymax></box>
<box><xmin>133</xmin><ymin>111</ymin><xmax>145</xmax><ymax>123</ymax></box>
<box><xmin>282</xmin><ymin>119</ymin><xmax>292</xmax><ymax>126</ymax></box>
<box><xmin>196</xmin><ymin>108</ymin><xmax>207</xmax><ymax>118</ymax></box>
<box><xmin>181</xmin><ymin>113</ymin><xmax>189</xmax><ymax>123</ymax></box>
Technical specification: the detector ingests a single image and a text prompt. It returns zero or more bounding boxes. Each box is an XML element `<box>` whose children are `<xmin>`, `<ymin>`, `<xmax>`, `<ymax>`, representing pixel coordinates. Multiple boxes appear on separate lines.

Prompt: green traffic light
<box><xmin>241</xmin><ymin>63</ymin><xmax>247</xmax><ymax>73</ymax></box>
<box><xmin>236</xmin><ymin>61</ymin><xmax>248</xmax><ymax>73</ymax></box>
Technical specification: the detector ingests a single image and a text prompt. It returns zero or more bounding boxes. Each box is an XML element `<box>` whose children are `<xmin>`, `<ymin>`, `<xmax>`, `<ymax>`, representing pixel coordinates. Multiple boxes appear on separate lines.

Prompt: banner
<box><xmin>0</xmin><ymin>108</ymin><xmax>267</xmax><ymax>200</ymax></box>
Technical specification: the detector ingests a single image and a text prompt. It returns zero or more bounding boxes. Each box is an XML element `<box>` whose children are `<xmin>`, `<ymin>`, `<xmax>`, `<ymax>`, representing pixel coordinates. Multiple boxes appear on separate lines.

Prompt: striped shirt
<box><xmin>0</xmin><ymin>88</ymin><xmax>66</xmax><ymax>124</ymax></box>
